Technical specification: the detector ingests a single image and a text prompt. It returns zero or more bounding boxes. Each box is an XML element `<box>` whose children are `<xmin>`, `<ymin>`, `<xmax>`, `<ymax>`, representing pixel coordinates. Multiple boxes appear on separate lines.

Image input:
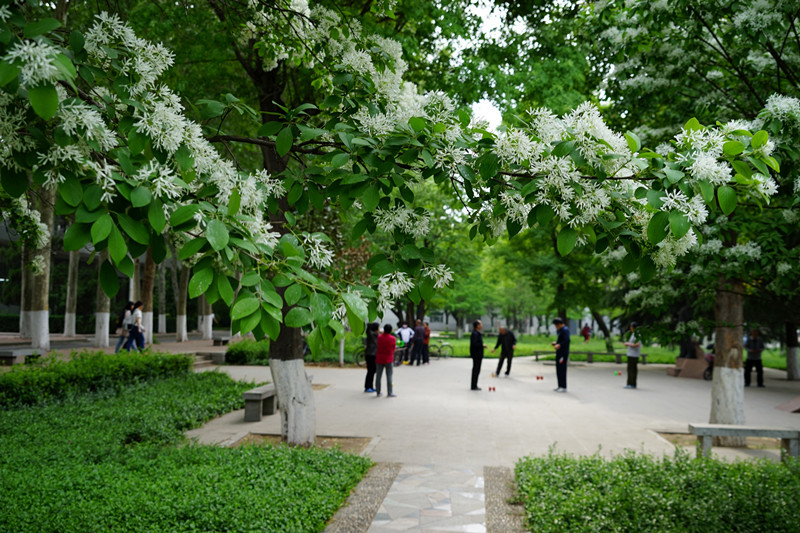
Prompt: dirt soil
<box><xmin>233</xmin><ymin>433</ymin><xmax>372</xmax><ymax>454</ymax></box>
<box><xmin>658</xmin><ymin>432</ymin><xmax>780</xmax><ymax>449</ymax></box>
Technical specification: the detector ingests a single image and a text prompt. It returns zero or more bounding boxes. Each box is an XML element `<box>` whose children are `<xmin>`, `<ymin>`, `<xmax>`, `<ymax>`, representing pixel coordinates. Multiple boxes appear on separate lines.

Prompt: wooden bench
<box><xmin>689</xmin><ymin>423</ymin><xmax>800</xmax><ymax>462</ymax></box>
<box><xmin>531</xmin><ymin>350</ymin><xmax>646</xmax><ymax>364</ymax></box>
<box><xmin>213</xmin><ymin>336</ymin><xmax>230</xmax><ymax>346</ymax></box>
<box><xmin>243</xmin><ymin>384</ymin><xmax>277</xmax><ymax>422</ymax></box>
<box><xmin>0</xmin><ymin>348</ymin><xmax>41</xmax><ymax>366</ymax></box>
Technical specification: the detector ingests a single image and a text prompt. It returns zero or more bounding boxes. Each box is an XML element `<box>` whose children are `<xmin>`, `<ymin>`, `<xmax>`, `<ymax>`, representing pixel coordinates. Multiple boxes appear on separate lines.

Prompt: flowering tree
<box><xmin>0</xmin><ymin>1</ymin><xmax>781</xmax><ymax>443</ymax></box>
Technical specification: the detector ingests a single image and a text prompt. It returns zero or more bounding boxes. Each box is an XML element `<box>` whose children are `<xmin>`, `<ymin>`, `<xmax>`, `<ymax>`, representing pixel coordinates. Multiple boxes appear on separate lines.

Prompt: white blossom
<box><xmin>421</xmin><ymin>264</ymin><xmax>454</xmax><ymax>289</ymax></box>
<box><xmin>302</xmin><ymin>234</ymin><xmax>334</xmax><ymax>269</ymax></box>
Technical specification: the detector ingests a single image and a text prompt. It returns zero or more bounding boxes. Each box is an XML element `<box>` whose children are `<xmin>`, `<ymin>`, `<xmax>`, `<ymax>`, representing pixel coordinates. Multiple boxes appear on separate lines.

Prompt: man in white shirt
<box><xmin>396</xmin><ymin>322</ymin><xmax>414</xmax><ymax>364</ymax></box>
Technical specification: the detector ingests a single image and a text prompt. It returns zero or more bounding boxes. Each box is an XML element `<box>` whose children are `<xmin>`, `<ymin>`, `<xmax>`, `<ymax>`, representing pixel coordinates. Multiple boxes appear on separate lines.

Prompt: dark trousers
<box><xmin>422</xmin><ymin>344</ymin><xmax>429</xmax><ymax>364</ymax></box>
<box><xmin>556</xmin><ymin>355</ymin><xmax>568</xmax><ymax>389</ymax></box>
<box><xmin>375</xmin><ymin>363</ymin><xmax>393</xmax><ymax>395</ymax></box>
<box><xmin>471</xmin><ymin>356</ymin><xmax>483</xmax><ymax>389</ymax></box>
<box><xmin>125</xmin><ymin>327</ymin><xmax>144</xmax><ymax>351</ymax></box>
<box><xmin>496</xmin><ymin>352</ymin><xmax>513</xmax><ymax>375</ymax></box>
<box><xmin>744</xmin><ymin>359</ymin><xmax>764</xmax><ymax>386</ymax></box>
<box><xmin>364</xmin><ymin>356</ymin><xmax>376</xmax><ymax>389</ymax></box>
<box><xmin>410</xmin><ymin>342</ymin><xmax>424</xmax><ymax>365</ymax></box>
<box><xmin>627</xmin><ymin>356</ymin><xmax>638</xmax><ymax>387</ymax></box>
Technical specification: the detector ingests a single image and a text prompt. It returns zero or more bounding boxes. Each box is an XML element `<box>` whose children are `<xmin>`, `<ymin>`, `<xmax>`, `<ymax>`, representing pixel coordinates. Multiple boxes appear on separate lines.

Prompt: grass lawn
<box><xmin>0</xmin><ymin>367</ymin><xmax>371</xmax><ymax>532</ymax></box>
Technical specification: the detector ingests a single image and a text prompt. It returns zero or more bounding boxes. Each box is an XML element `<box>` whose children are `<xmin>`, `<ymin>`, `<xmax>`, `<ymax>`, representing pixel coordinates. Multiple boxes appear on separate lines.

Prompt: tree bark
<box><xmin>19</xmin><ymin>246</ymin><xmax>30</xmax><ymax>337</ymax></box>
<box><xmin>709</xmin><ymin>276</ymin><xmax>745</xmax><ymax>446</ymax></box>
<box><xmin>132</xmin><ymin>257</ymin><xmax>141</xmax><ymax>302</ymax></box>
<box><xmin>591</xmin><ymin>310</ymin><xmax>615</xmax><ymax>353</ymax></box>
<box><xmin>141</xmin><ymin>249</ymin><xmax>156</xmax><ymax>345</ymax></box>
<box><xmin>63</xmin><ymin>249</ymin><xmax>79</xmax><ymax>336</ymax></box>
<box><xmin>22</xmin><ymin>189</ymin><xmax>55</xmax><ymax>350</ymax></box>
<box><xmin>93</xmin><ymin>249</ymin><xmax>110</xmax><ymax>348</ymax></box>
<box><xmin>786</xmin><ymin>321</ymin><xmax>800</xmax><ymax>381</ymax></box>
<box><xmin>157</xmin><ymin>262</ymin><xmax>167</xmax><ymax>333</ymax></box>
<box><xmin>199</xmin><ymin>294</ymin><xmax>213</xmax><ymax>340</ymax></box>
<box><xmin>175</xmin><ymin>264</ymin><xmax>190</xmax><ymax>342</ymax></box>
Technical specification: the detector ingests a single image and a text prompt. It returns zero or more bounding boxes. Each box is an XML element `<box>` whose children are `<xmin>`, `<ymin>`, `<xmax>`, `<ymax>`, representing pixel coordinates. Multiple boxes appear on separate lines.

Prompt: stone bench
<box><xmin>689</xmin><ymin>423</ymin><xmax>800</xmax><ymax>462</ymax></box>
<box><xmin>212</xmin><ymin>336</ymin><xmax>230</xmax><ymax>346</ymax></box>
<box><xmin>531</xmin><ymin>350</ymin><xmax>646</xmax><ymax>364</ymax></box>
<box><xmin>243</xmin><ymin>384</ymin><xmax>277</xmax><ymax>422</ymax></box>
<box><xmin>0</xmin><ymin>348</ymin><xmax>41</xmax><ymax>366</ymax></box>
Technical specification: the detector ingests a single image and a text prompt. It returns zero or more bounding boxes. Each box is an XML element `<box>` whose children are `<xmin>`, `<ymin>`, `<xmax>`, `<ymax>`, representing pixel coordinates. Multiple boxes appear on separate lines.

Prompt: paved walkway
<box><xmin>184</xmin><ymin>354</ymin><xmax>800</xmax><ymax>532</ymax></box>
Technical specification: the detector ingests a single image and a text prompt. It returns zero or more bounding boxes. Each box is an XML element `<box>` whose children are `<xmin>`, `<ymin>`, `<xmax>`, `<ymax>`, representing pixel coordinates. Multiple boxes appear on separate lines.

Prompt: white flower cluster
<box><xmin>751</xmin><ymin>173</ymin><xmax>778</xmax><ymax>197</ymax></box>
<box><xmin>4</xmin><ymin>197</ymin><xmax>50</xmax><ymax>249</ymax></box>
<box><xmin>0</xmin><ymin>93</ymin><xmax>35</xmax><ymax>171</ymax></box>
<box><xmin>499</xmin><ymin>192</ymin><xmax>532</xmax><ymax>225</ymax></box>
<box><xmin>421</xmin><ymin>264</ymin><xmax>454</xmax><ymax>289</ymax></box>
<box><xmin>374</xmin><ymin>205</ymin><xmax>431</xmax><ymax>238</ymax></box>
<box><xmin>652</xmin><ymin>230</ymin><xmax>698</xmax><ymax>269</ymax></box>
<box><xmin>59</xmin><ymin>101</ymin><xmax>117</xmax><ymax>151</ymax></box>
<box><xmin>723</xmin><ymin>242</ymin><xmax>761</xmax><ymax>261</ymax></box>
<box><xmin>133</xmin><ymin>88</ymin><xmax>186</xmax><ymax>154</ymax></box>
<box><xmin>377</xmin><ymin>271</ymin><xmax>415</xmax><ymax>307</ymax></box>
<box><xmin>302</xmin><ymin>233</ymin><xmax>334</xmax><ymax>269</ymax></box>
<box><xmin>660</xmin><ymin>190</ymin><xmax>709</xmax><ymax>225</ymax></box>
<box><xmin>763</xmin><ymin>94</ymin><xmax>800</xmax><ymax>129</ymax></box>
<box><xmin>600</xmin><ymin>246</ymin><xmax>628</xmax><ymax>266</ymax></box>
<box><xmin>776</xmin><ymin>262</ymin><xmax>792</xmax><ymax>275</ymax></box>
<box><xmin>675</xmin><ymin>320</ymin><xmax>700</xmax><ymax>334</ymax></box>
<box><xmin>134</xmin><ymin>160</ymin><xmax>182</xmax><ymax>200</ymax></box>
<box><xmin>2</xmin><ymin>40</ymin><xmax>61</xmax><ymax>88</ymax></box>
<box><xmin>495</xmin><ymin>127</ymin><xmax>539</xmax><ymax>166</ymax></box>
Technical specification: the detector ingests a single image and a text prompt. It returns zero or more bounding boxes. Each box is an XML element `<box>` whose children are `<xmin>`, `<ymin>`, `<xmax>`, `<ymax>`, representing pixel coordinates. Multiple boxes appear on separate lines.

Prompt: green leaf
<box><xmin>28</xmin><ymin>84</ymin><xmax>59</xmax><ymax>120</ymax></box>
<box><xmin>170</xmin><ymin>204</ymin><xmax>200</xmax><ymax>227</ymax></box>
<box><xmin>556</xmin><ymin>227</ymin><xmax>578</xmax><ymax>256</ymax></box>
<box><xmin>751</xmin><ymin>130</ymin><xmax>768</xmax><ymax>149</ymax></box>
<box><xmin>239</xmin><ymin>308</ymin><xmax>263</xmax><ymax>335</ymax></box>
<box><xmin>1</xmin><ymin>170</ymin><xmax>27</xmax><ymax>197</ymax></box>
<box><xmin>409</xmin><ymin>117</ymin><xmax>426</xmax><ymax>133</ymax></box>
<box><xmin>174</xmin><ymin>144</ymin><xmax>194</xmax><ymax>171</ymax></box>
<box><xmin>621</xmin><ymin>253</ymin><xmax>638</xmax><ymax>274</ymax></box>
<box><xmin>285</xmin><ymin>307</ymin><xmax>312</xmax><ymax>328</ymax></box>
<box><xmin>59</xmin><ymin>176</ymin><xmax>83</xmax><ymax>206</ymax></box>
<box><xmin>731</xmin><ymin>160</ymin><xmax>752</xmax><ymax>179</ymax></box>
<box><xmin>116</xmin><ymin>213</ymin><xmax>149</xmax><ymax>244</ymax></box>
<box><xmin>479</xmin><ymin>153</ymin><xmax>498</xmax><ymax>180</ymax></box>
<box><xmin>310</xmin><ymin>292</ymin><xmax>333</xmax><ymax>325</ymax></box>
<box><xmin>178</xmin><ymin>237</ymin><xmax>207</xmax><ymax>260</ymax></box>
<box><xmin>117</xmin><ymin>255</ymin><xmax>134</xmax><ymax>278</ymax></box>
<box><xmin>399</xmin><ymin>245</ymin><xmax>420</xmax><ymax>259</ymax></box>
<box><xmin>285</xmin><ymin>283</ymin><xmax>304</xmax><ymax>306</ymax></box>
<box><xmin>647</xmin><ymin>211</ymin><xmax>670</xmax><ymax>244</ymax></box>
<box><xmin>276</xmin><ymin>127</ymin><xmax>293</xmax><ymax>157</ymax></box>
<box><xmin>148</xmin><ymin>200</ymin><xmax>166</xmax><ymax>233</ymax></box>
<box><xmin>0</xmin><ymin>61</ymin><xmax>20</xmax><ymax>87</ymax></box>
<box><xmin>625</xmin><ymin>131</ymin><xmax>641</xmax><ymax>152</ymax></box>
<box><xmin>91</xmin><ymin>213</ymin><xmax>113</xmax><ymax>244</ymax></box>
<box><xmin>331</xmin><ymin>152</ymin><xmax>349</xmax><ymax>168</ymax></box>
<box><xmin>63</xmin><ymin>223</ymin><xmax>91</xmax><ymax>251</ymax></box>
<box><xmin>639</xmin><ymin>256</ymin><xmax>656</xmax><ymax>282</ymax></box>
<box><xmin>205</xmin><ymin>219</ymin><xmax>229</xmax><ymax>251</ymax></box>
<box><xmin>669</xmin><ymin>211</ymin><xmax>690</xmax><ymax>239</ymax></box>
<box><xmin>53</xmin><ymin>54</ymin><xmax>76</xmax><ymax>81</ymax></box>
<box><xmin>217</xmin><ymin>275</ymin><xmax>235</xmax><ymax>306</ymax></box>
<box><xmin>241</xmin><ymin>271</ymin><xmax>260</xmax><ymax>286</ymax></box>
<box><xmin>99</xmin><ymin>260</ymin><xmax>120</xmax><ymax>298</ymax></box>
<box><xmin>128</xmin><ymin>128</ymin><xmax>147</xmax><ymax>155</ymax></box>
<box><xmin>342</xmin><ymin>292</ymin><xmax>368</xmax><ymax>336</ymax></box>
<box><xmin>188</xmin><ymin>267</ymin><xmax>214</xmax><ymax>298</ymax></box>
<box><xmin>697</xmin><ymin>181</ymin><xmax>714</xmax><ymax>203</ymax></box>
<box><xmin>763</xmin><ymin>156</ymin><xmax>780</xmax><ymax>173</ymax></box>
<box><xmin>130</xmin><ymin>186</ymin><xmax>152</xmax><ymax>208</ymax></box>
<box><xmin>231</xmin><ymin>297</ymin><xmax>260</xmax><ymax>320</ymax></box>
<box><xmin>419</xmin><ymin>277</ymin><xmax>434</xmax><ymax>302</ymax></box>
<box><xmin>70</xmin><ymin>30</ymin><xmax>85</xmax><ymax>53</ymax></box>
<box><xmin>551</xmin><ymin>140</ymin><xmax>574</xmax><ymax>158</ymax></box>
<box><xmin>717</xmin><ymin>186</ymin><xmax>737</xmax><ymax>215</ymax></box>
<box><xmin>664</xmin><ymin>168</ymin><xmax>684</xmax><ymax>184</ymax></box>
<box><xmin>723</xmin><ymin>141</ymin><xmax>745</xmax><ymax>156</ymax></box>
<box><xmin>228</xmin><ymin>188</ymin><xmax>241</xmax><ymax>216</ymax></box>
<box><xmin>683</xmin><ymin>117</ymin><xmax>702</xmax><ymax>132</ymax></box>
<box><xmin>24</xmin><ymin>18</ymin><xmax>61</xmax><ymax>38</ymax></box>
<box><xmin>535</xmin><ymin>204</ymin><xmax>555</xmax><ymax>226</ymax></box>
<box><xmin>108</xmin><ymin>224</ymin><xmax>127</xmax><ymax>264</ymax></box>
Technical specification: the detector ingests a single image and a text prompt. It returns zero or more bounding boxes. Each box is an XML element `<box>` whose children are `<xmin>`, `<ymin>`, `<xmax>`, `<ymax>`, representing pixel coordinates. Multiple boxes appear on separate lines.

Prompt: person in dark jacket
<box><xmin>410</xmin><ymin>319</ymin><xmax>426</xmax><ymax>366</ymax></box>
<box><xmin>551</xmin><ymin>317</ymin><xmax>570</xmax><ymax>392</ymax></box>
<box><xmin>470</xmin><ymin>320</ymin><xmax>487</xmax><ymax>390</ymax></box>
<box><xmin>491</xmin><ymin>326</ymin><xmax>516</xmax><ymax>377</ymax></box>
<box><xmin>364</xmin><ymin>322</ymin><xmax>379</xmax><ymax>393</ymax></box>
<box><xmin>744</xmin><ymin>328</ymin><xmax>765</xmax><ymax>387</ymax></box>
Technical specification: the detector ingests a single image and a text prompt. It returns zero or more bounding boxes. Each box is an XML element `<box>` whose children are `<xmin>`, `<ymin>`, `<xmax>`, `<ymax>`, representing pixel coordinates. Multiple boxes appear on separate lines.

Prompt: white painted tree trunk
<box><xmin>200</xmin><ymin>315</ymin><xmax>213</xmax><ymax>339</ymax></box>
<box><xmin>159</xmin><ymin>314</ymin><xmax>167</xmax><ymax>334</ymax></box>
<box><xmin>157</xmin><ymin>262</ymin><xmax>167</xmax><ymax>334</ymax></box>
<box><xmin>787</xmin><ymin>347</ymin><xmax>800</xmax><ymax>381</ymax></box>
<box><xmin>339</xmin><ymin>336</ymin><xmax>345</xmax><ymax>367</ymax></box>
<box><xmin>63</xmin><ymin>249</ymin><xmax>79</xmax><ymax>336</ymax></box>
<box><xmin>64</xmin><ymin>313</ymin><xmax>76</xmax><ymax>337</ymax></box>
<box><xmin>25</xmin><ymin>310</ymin><xmax>49</xmax><ymax>351</ymax></box>
<box><xmin>176</xmin><ymin>315</ymin><xmax>188</xmax><ymax>342</ymax></box>
<box><xmin>142</xmin><ymin>311</ymin><xmax>153</xmax><ymax>345</ymax></box>
<box><xmin>269</xmin><ymin>358</ymin><xmax>316</xmax><ymax>446</ymax></box>
<box><xmin>94</xmin><ymin>312</ymin><xmax>110</xmax><ymax>348</ymax></box>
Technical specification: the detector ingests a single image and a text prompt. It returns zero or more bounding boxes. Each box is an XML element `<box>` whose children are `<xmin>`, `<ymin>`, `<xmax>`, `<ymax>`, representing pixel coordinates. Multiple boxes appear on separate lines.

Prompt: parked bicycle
<box><xmin>430</xmin><ymin>339</ymin><xmax>453</xmax><ymax>359</ymax></box>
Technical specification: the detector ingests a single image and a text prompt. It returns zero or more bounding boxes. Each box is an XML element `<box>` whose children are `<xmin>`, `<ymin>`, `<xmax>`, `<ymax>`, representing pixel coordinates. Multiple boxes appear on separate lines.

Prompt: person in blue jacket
<box><xmin>551</xmin><ymin>317</ymin><xmax>570</xmax><ymax>392</ymax></box>
<box><xmin>470</xmin><ymin>320</ymin><xmax>487</xmax><ymax>391</ymax></box>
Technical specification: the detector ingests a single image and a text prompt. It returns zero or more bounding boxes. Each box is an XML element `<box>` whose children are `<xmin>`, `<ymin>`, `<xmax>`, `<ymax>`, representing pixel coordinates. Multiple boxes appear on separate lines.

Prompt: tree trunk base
<box><xmin>142</xmin><ymin>311</ymin><xmax>154</xmax><ymax>345</ymax></box>
<box><xmin>25</xmin><ymin>310</ymin><xmax>49</xmax><ymax>350</ymax></box>
<box><xmin>200</xmin><ymin>314</ymin><xmax>213</xmax><ymax>340</ymax></box>
<box><xmin>158</xmin><ymin>314</ymin><xmax>167</xmax><ymax>334</ymax></box>
<box><xmin>710</xmin><ymin>366</ymin><xmax>746</xmax><ymax>447</ymax></box>
<box><xmin>269</xmin><ymin>358</ymin><xmax>316</xmax><ymax>447</ymax></box>
<box><xmin>787</xmin><ymin>347</ymin><xmax>800</xmax><ymax>381</ymax></box>
<box><xmin>175</xmin><ymin>315</ymin><xmax>188</xmax><ymax>342</ymax></box>
<box><xmin>94</xmin><ymin>312</ymin><xmax>110</xmax><ymax>348</ymax></box>
<box><xmin>63</xmin><ymin>312</ymin><xmax>76</xmax><ymax>337</ymax></box>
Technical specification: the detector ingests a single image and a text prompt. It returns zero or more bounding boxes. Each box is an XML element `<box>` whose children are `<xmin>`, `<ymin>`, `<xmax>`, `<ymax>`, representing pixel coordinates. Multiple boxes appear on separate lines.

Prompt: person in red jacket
<box><xmin>375</xmin><ymin>324</ymin><xmax>398</xmax><ymax>398</ymax></box>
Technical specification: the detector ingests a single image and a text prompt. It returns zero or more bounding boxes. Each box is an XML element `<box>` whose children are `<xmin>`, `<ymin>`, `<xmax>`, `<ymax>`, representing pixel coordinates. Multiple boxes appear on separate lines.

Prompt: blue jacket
<box><xmin>556</xmin><ymin>326</ymin><xmax>570</xmax><ymax>358</ymax></box>
<box><xmin>470</xmin><ymin>329</ymin><xmax>484</xmax><ymax>359</ymax></box>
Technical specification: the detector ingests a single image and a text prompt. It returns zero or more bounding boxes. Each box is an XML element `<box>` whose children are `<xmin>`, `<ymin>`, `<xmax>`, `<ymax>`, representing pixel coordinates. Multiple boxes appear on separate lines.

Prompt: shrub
<box><xmin>0</xmin><ymin>372</ymin><xmax>372</xmax><ymax>532</ymax></box>
<box><xmin>516</xmin><ymin>450</ymin><xmax>800</xmax><ymax>532</ymax></box>
<box><xmin>225</xmin><ymin>339</ymin><xmax>271</xmax><ymax>365</ymax></box>
<box><xmin>0</xmin><ymin>351</ymin><xmax>193</xmax><ymax>408</ymax></box>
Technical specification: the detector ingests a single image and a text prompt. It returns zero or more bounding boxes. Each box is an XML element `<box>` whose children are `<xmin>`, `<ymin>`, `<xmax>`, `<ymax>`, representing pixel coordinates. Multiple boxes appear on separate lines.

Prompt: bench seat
<box><xmin>212</xmin><ymin>336</ymin><xmax>230</xmax><ymax>346</ymax></box>
<box><xmin>0</xmin><ymin>348</ymin><xmax>41</xmax><ymax>366</ymax></box>
<box><xmin>243</xmin><ymin>384</ymin><xmax>276</xmax><ymax>422</ymax></box>
<box><xmin>689</xmin><ymin>423</ymin><xmax>800</xmax><ymax>461</ymax></box>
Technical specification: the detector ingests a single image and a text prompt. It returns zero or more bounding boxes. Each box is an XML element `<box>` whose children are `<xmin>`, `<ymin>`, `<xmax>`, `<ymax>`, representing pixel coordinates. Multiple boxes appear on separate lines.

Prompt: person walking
<box><xmin>470</xmin><ymin>320</ymin><xmax>487</xmax><ymax>391</ymax></box>
<box><xmin>623</xmin><ymin>322</ymin><xmax>641</xmax><ymax>389</ymax></box>
<box><xmin>125</xmin><ymin>301</ymin><xmax>145</xmax><ymax>352</ymax></box>
<box><xmin>410</xmin><ymin>319</ymin><xmax>426</xmax><ymax>366</ymax></box>
<box><xmin>114</xmin><ymin>301</ymin><xmax>134</xmax><ymax>353</ymax></box>
<box><xmin>375</xmin><ymin>324</ymin><xmax>397</xmax><ymax>397</ymax></box>
<box><xmin>364</xmin><ymin>322</ymin><xmax>379</xmax><ymax>393</ymax></box>
<box><xmin>551</xmin><ymin>317</ymin><xmax>570</xmax><ymax>392</ymax></box>
<box><xmin>397</xmin><ymin>322</ymin><xmax>414</xmax><ymax>365</ymax></box>
<box><xmin>744</xmin><ymin>328</ymin><xmax>765</xmax><ymax>387</ymax></box>
<box><xmin>422</xmin><ymin>322</ymin><xmax>431</xmax><ymax>364</ymax></box>
<box><xmin>491</xmin><ymin>325</ymin><xmax>516</xmax><ymax>377</ymax></box>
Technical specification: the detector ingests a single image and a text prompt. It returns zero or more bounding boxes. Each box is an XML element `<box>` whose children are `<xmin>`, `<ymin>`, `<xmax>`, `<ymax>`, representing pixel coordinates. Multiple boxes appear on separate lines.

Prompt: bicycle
<box><xmin>353</xmin><ymin>347</ymin><xmax>365</xmax><ymax>367</ymax></box>
<box><xmin>430</xmin><ymin>340</ymin><xmax>453</xmax><ymax>360</ymax></box>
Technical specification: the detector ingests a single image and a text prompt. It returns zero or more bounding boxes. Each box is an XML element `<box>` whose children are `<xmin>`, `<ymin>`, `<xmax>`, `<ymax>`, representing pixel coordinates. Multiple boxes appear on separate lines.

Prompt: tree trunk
<box><xmin>454</xmin><ymin>315</ymin><xmax>463</xmax><ymax>339</ymax></box>
<box><xmin>709</xmin><ymin>276</ymin><xmax>745</xmax><ymax>446</ymax></box>
<box><xmin>22</xmin><ymin>189</ymin><xmax>55</xmax><ymax>350</ymax></box>
<box><xmin>132</xmin><ymin>257</ymin><xmax>141</xmax><ymax>302</ymax></box>
<box><xmin>93</xmin><ymin>249</ymin><xmax>110</xmax><ymax>347</ymax></box>
<box><xmin>786</xmin><ymin>321</ymin><xmax>799</xmax><ymax>380</ymax></box>
<box><xmin>19</xmin><ymin>246</ymin><xmax>30</xmax><ymax>337</ymax></box>
<box><xmin>63</xmin><ymin>249</ymin><xmax>79</xmax><ymax>336</ymax></box>
<box><xmin>199</xmin><ymin>294</ymin><xmax>213</xmax><ymax>340</ymax></box>
<box><xmin>141</xmin><ymin>249</ymin><xmax>156</xmax><ymax>345</ymax></box>
<box><xmin>175</xmin><ymin>265</ymin><xmax>190</xmax><ymax>342</ymax></box>
<box><xmin>157</xmin><ymin>262</ymin><xmax>167</xmax><ymax>333</ymax></box>
<box><xmin>591</xmin><ymin>310</ymin><xmax>615</xmax><ymax>353</ymax></box>
<box><xmin>269</xmin><ymin>322</ymin><xmax>316</xmax><ymax>446</ymax></box>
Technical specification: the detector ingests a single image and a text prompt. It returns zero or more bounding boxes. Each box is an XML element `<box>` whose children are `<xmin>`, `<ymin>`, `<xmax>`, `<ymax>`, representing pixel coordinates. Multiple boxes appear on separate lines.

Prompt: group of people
<box><xmin>114</xmin><ymin>301</ymin><xmax>146</xmax><ymax>353</ymax></box>
<box><xmin>395</xmin><ymin>320</ymin><xmax>431</xmax><ymax>365</ymax></box>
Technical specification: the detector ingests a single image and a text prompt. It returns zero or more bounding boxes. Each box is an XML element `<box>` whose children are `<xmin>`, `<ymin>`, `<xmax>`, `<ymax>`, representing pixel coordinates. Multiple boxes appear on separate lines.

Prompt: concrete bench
<box><xmin>0</xmin><ymin>348</ymin><xmax>41</xmax><ymax>366</ymax></box>
<box><xmin>531</xmin><ymin>350</ymin><xmax>646</xmax><ymax>364</ymax></box>
<box><xmin>689</xmin><ymin>423</ymin><xmax>800</xmax><ymax>462</ymax></box>
<box><xmin>243</xmin><ymin>384</ymin><xmax>277</xmax><ymax>422</ymax></box>
<box><xmin>213</xmin><ymin>336</ymin><xmax>230</xmax><ymax>346</ymax></box>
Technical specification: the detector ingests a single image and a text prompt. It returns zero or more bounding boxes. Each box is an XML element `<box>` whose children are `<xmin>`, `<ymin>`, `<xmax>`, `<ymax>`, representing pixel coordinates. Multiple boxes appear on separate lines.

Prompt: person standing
<box><xmin>397</xmin><ymin>322</ymin><xmax>414</xmax><ymax>365</ymax></box>
<box><xmin>364</xmin><ymin>322</ymin><xmax>379</xmax><ymax>393</ymax></box>
<box><xmin>744</xmin><ymin>328</ymin><xmax>765</xmax><ymax>387</ymax></box>
<box><xmin>551</xmin><ymin>317</ymin><xmax>570</xmax><ymax>392</ymax></box>
<box><xmin>125</xmin><ymin>301</ymin><xmax>145</xmax><ymax>352</ymax></box>
<box><xmin>375</xmin><ymin>324</ymin><xmax>397</xmax><ymax>397</ymax></box>
<box><xmin>623</xmin><ymin>322</ymin><xmax>641</xmax><ymax>389</ymax></box>
<box><xmin>581</xmin><ymin>323</ymin><xmax>591</xmax><ymax>343</ymax></box>
<box><xmin>410</xmin><ymin>319</ymin><xmax>426</xmax><ymax>366</ymax></box>
<box><xmin>114</xmin><ymin>301</ymin><xmax>134</xmax><ymax>353</ymax></box>
<box><xmin>470</xmin><ymin>320</ymin><xmax>487</xmax><ymax>391</ymax></box>
<box><xmin>491</xmin><ymin>326</ymin><xmax>516</xmax><ymax>377</ymax></box>
<box><xmin>422</xmin><ymin>322</ymin><xmax>431</xmax><ymax>364</ymax></box>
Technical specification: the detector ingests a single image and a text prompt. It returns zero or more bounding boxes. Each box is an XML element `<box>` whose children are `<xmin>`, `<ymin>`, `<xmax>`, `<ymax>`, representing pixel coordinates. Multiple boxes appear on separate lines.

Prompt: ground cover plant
<box><xmin>0</xmin><ymin>357</ymin><xmax>371</xmax><ymax>532</ymax></box>
<box><xmin>516</xmin><ymin>450</ymin><xmax>800</xmax><ymax>533</ymax></box>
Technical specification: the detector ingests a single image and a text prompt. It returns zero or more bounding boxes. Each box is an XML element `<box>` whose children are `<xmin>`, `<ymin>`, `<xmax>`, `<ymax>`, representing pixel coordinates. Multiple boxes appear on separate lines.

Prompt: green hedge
<box><xmin>0</xmin><ymin>351</ymin><xmax>193</xmax><ymax>408</ymax></box>
<box><xmin>0</xmin><ymin>372</ymin><xmax>371</xmax><ymax>532</ymax></box>
<box><xmin>516</xmin><ymin>450</ymin><xmax>800</xmax><ymax>532</ymax></box>
<box><xmin>226</xmin><ymin>339</ymin><xmax>271</xmax><ymax>365</ymax></box>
